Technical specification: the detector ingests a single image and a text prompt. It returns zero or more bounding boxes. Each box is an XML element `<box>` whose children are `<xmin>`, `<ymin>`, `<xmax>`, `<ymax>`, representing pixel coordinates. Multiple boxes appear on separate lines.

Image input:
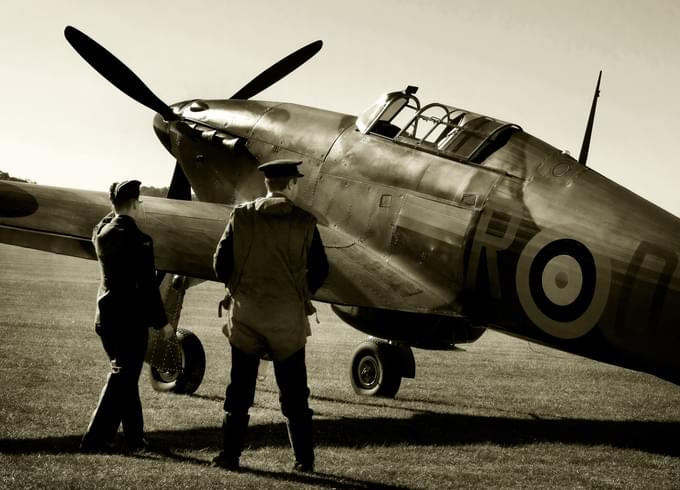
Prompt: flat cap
<box><xmin>110</xmin><ymin>179</ymin><xmax>141</xmax><ymax>203</ymax></box>
<box><xmin>257</xmin><ymin>159</ymin><xmax>304</xmax><ymax>178</ymax></box>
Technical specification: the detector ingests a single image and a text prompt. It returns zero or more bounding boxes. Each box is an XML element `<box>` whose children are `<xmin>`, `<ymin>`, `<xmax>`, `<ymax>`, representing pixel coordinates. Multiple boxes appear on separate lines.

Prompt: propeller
<box><xmin>64</xmin><ymin>26</ymin><xmax>176</xmax><ymax>122</ymax></box>
<box><xmin>230</xmin><ymin>40</ymin><xmax>323</xmax><ymax>100</ymax></box>
<box><xmin>64</xmin><ymin>26</ymin><xmax>322</xmax><ymax>200</ymax></box>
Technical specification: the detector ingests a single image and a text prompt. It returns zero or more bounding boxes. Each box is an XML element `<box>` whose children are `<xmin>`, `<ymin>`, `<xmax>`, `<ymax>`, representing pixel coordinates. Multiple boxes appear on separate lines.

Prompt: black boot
<box><xmin>212</xmin><ymin>412</ymin><xmax>249</xmax><ymax>470</ymax></box>
<box><xmin>286</xmin><ymin>415</ymin><xmax>314</xmax><ymax>472</ymax></box>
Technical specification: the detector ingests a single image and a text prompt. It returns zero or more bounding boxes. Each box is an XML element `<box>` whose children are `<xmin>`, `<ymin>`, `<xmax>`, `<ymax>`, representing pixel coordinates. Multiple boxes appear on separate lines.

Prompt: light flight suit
<box><xmin>213</xmin><ymin>194</ymin><xmax>328</xmax><ymax>471</ymax></box>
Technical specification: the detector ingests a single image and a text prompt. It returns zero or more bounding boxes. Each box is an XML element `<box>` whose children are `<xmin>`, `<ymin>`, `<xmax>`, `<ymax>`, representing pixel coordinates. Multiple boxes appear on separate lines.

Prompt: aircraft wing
<box><xmin>0</xmin><ymin>181</ymin><xmax>229</xmax><ymax>280</ymax></box>
<box><xmin>0</xmin><ymin>181</ymin><xmax>450</xmax><ymax>312</ymax></box>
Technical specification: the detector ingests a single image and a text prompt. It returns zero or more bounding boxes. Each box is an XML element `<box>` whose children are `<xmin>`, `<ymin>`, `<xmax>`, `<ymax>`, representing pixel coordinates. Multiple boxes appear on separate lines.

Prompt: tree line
<box><xmin>1</xmin><ymin>171</ymin><xmax>171</xmax><ymax>197</ymax></box>
<box><xmin>0</xmin><ymin>170</ymin><xmax>35</xmax><ymax>184</ymax></box>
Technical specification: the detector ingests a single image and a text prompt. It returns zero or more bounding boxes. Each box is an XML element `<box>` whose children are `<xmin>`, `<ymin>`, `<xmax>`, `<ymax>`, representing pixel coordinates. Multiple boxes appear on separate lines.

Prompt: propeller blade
<box><xmin>167</xmin><ymin>162</ymin><xmax>192</xmax><ymax>201</ymax></box>
<box><xmin>230</xmin><ymin>40</ymin><xmax>323</xmax><ymax>100</ymax></box>
<box><xmin>64</xmin><ymin>26</ymin><xmax>176</xmax><ymax>121</ymax></box>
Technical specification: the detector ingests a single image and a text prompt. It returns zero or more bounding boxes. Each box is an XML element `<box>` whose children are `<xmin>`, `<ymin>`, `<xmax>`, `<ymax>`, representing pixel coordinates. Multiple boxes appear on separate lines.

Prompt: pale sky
<box><xmin>2</xmin><ymin>0</ymin><xmax>679</xmax><ymax>215</ymax></box>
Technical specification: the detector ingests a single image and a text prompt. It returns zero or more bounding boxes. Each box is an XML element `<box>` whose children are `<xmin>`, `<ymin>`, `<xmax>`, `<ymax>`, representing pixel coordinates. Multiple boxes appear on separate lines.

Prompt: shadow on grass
<box><xmin>2</xmin><ymin>412</ymin><xmax>679</xmax><ymax>458</ymax></box>
<box><xmin>228</xmin><ymin>467</ymin><xmax>406</xmax><ymax>489</ymax></box>
<box><xmin>132</xmin><ymin>447</ymin><xmax>406</xmax><ymax>489</ymax></box>
<box><xmin>188</xmin><ymin>393</ymin><xmax>224</xmax><ymax>403</ymax></box>
<box><xmin>0</xmin><ymin>433</ymin><xmax>404</xmax><ymax>490</ymax></box>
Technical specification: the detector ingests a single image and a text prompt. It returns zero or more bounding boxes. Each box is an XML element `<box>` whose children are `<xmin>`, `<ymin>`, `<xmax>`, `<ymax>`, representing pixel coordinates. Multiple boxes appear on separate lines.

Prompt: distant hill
<box><xmin>0</xmin><ymin>170</ymin><xmax>35</xmax><ymax>184</ymax></box>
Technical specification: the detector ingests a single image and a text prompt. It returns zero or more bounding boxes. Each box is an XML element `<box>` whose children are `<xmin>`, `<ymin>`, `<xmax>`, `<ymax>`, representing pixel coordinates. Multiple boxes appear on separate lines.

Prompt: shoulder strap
<box><xmin>227</xmin><ymin>202</ymin><xmax>257</xmax><ymax>296</ymax></box>
<box><xmin>286</xmin><ymin>206</ymin><xmax>314</xmax><ymax>302</ymax></box>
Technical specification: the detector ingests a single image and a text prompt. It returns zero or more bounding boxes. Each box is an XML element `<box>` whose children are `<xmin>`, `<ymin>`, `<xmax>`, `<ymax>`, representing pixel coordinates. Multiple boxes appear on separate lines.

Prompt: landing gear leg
<box><xmin>146</xmin><ymin>274</ymin><xmax>206</xmax><ymax>394</ymax></box>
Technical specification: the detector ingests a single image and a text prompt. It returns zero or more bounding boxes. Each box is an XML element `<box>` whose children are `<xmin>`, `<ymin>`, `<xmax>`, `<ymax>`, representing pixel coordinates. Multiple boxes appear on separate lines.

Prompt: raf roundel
<box><xmin>515</xmin><ymin>232</ymin><xmax>611</xmax><ymax>339</ymax></box>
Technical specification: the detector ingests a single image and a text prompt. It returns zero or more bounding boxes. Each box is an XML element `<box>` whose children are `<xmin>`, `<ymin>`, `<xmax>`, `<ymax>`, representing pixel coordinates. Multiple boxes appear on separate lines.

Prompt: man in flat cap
<box><xmin>212</xmin><ymin>159</ymin><xmax>328</xmax><ymax>472</ymax></box>
<box><xmin>80</xmin><ymin>180</ymin><xmax>174</xmax><ymax>453</ymax></box>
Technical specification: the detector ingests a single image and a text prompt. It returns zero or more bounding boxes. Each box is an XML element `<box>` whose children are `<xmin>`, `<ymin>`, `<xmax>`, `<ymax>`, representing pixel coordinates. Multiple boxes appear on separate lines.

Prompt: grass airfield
<box><xmin>1</xmin><ymin>243</ymin><xmax>679</xmax><ymax>489</ymax></box>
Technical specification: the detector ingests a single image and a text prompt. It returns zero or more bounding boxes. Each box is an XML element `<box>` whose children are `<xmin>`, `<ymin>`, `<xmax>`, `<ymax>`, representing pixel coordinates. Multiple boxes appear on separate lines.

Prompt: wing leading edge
<box><xmin>0</xmin><ymin>181</ymin><xmax>230</xmax><ymax>280</ymax></box>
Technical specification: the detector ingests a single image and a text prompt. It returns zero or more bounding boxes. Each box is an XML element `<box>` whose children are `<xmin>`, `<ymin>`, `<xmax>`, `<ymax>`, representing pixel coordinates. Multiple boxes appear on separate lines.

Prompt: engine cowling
<box><xmin>331</xmin><ymin>304</ymin><xmax>485</xmax><ymax>350</ymax></box>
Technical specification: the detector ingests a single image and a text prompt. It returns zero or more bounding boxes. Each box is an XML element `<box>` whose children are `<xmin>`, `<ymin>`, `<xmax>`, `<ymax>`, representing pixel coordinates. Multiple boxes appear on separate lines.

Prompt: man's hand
<box><xmin>160</xmin><ymin>324</ymin><xmax>175</xmax><ymax>341</ymax></box>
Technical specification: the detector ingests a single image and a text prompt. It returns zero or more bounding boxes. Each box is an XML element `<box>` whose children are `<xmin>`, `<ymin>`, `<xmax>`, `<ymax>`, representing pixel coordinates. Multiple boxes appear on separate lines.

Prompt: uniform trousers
<box><xmin>82</xmin><ymin>328</ymin><xmax>148</xmax><ymax>447</ymax></box>
<box><xmin>224</xmin><ymin>344</ymin><xmax>312</xmax><ymax>420</ymax></box>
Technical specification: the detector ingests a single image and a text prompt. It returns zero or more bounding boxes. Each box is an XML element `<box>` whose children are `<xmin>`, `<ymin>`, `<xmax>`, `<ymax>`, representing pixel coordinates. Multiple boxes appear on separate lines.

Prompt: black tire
<box><xmin>349</xmin><ymin>340</ymin><xmax>401</xmax><ymax>398</ymax></box>
<box><xmin>149</xmin><ymin>328</ymin><xmax>206</xmax><ymax>394</ymax></box>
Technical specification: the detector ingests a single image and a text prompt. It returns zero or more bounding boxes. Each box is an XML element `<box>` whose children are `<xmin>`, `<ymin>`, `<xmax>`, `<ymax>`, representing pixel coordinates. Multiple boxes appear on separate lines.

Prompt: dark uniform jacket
<box><xmin>213</xmin><ymin>196</ymin><xmax>329</xmax><ymax>361</ymax></box>
<box><xmin>93</xmin><ymin>213</ymin><xmax>167</xmax><ymax>336</ymax></box>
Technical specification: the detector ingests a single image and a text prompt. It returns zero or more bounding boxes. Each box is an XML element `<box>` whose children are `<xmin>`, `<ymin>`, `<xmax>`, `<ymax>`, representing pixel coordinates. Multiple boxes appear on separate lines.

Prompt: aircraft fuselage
<box><xmin>154</xmin><ymin>97</ymin><xmax>680</xmax><ymax>385</ymax></box>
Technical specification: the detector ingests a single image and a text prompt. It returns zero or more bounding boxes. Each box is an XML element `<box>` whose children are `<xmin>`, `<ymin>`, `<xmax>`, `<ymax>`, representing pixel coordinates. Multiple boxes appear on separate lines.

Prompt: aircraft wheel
<box><xmin>150</xmin><ymin>328</ymin><xmax>206</xmax><ymax>394</ymax></box>
<box><xmin>350</xmin><ymin>340</ymin><xmax>401</xmax><ymax>398</ymax></box>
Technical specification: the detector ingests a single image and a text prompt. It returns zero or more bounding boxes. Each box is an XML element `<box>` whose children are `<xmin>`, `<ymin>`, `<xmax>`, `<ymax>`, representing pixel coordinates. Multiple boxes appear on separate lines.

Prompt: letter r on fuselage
<box><xmin>466</xmin><ymin>207</ymin><xmax>522</xmax><ymax>299</ymax></box>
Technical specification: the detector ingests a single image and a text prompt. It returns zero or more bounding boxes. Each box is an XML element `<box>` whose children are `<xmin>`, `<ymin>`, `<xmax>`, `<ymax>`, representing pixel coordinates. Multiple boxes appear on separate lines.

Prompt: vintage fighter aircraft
<box><xmin>1</xmin><ymin>26</ymin><xmax>679</xmax><ymax>398</ymax></box>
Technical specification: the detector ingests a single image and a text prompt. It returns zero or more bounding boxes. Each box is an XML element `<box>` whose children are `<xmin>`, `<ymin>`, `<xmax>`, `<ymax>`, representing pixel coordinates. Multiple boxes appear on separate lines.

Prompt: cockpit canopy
<box><xmin>356</xmin><ymin>86</ymin><xmax>521</xmax><ymax>165</ymax></box>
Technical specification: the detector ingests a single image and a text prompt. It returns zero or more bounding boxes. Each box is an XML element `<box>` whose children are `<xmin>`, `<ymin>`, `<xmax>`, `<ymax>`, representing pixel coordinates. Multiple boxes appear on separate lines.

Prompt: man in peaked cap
<box><xmin>212</xmin><ymin>159</ymin><xmax>329</xmax><ymax>472</ymax></box>
<box><xmin>80</xmin><ymin>180</ymin><xmax>174</xmax><ymax>453</ymax></box>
